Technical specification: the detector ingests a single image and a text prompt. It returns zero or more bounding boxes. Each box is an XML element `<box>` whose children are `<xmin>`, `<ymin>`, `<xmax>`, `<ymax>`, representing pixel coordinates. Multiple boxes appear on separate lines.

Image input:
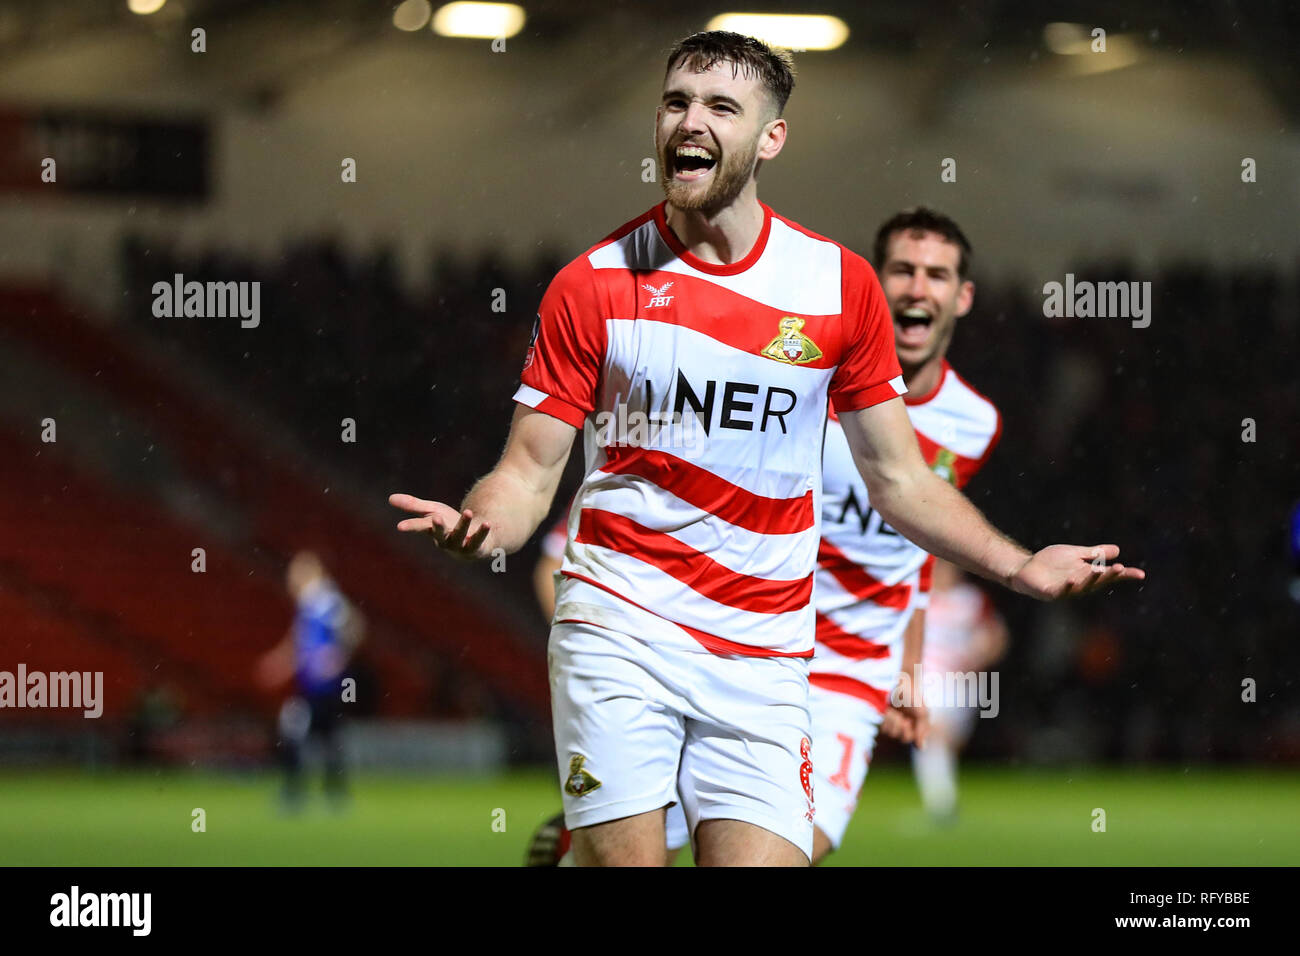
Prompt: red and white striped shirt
<box><xmin>810</xmin><ymin>360</ymin><xmax>1001</xmax><ymax>706</ymax></box>
<box><xmin>923</xmin><ymin>580</ymin><xmax>998</xmax><ymax>676</ymax></box>
<box><xmin>514</xmin><ymin>201</ymin><xmax>904</xmax><ymax>657</ymax></box>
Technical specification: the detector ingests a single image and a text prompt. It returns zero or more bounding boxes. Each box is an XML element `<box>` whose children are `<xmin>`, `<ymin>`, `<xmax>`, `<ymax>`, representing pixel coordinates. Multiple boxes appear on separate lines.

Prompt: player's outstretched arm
<box><xmin>389</xmin><ymin>405</ymin><xmax>576</xmax><ymax>560</ymax></box>
<box><xmin>840</xmin><ymin>398</ymin><xmax>1145</xmax><ymax>600</ymax></box>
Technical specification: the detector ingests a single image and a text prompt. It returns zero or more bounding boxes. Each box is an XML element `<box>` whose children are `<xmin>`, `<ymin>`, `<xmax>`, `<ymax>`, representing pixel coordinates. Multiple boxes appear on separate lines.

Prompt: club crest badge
<box><xmin>761</xmin><ymin>316</ymin><xmax>822</xmax><ymax>365</ymax></box>
<box><xmin>931</xmin><ymin>448</ymin><xmax>958</xmax><ymax>485</ymax></box>
<box><xmin>564</xmin><ymin>754</ymin><xmax>602</xmax><ymax>797</ymax></box>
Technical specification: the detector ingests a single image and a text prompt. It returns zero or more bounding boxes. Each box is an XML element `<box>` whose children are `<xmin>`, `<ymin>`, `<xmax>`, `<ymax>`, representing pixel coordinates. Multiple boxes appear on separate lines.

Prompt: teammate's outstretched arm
<box><xmin>389</xmin><ymin>405</ymin><xmax>577</xmax><ymax>559</ymax></box>
<box><xmin>840</xmin><ymin>397</ymin><xmax>1145</xmax><ymax>600</ymax></box>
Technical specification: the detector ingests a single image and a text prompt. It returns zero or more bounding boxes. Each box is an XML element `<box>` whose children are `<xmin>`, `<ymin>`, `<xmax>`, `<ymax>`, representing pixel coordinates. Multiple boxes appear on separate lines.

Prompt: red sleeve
<box><xmin>951</xmin><ymin>403</ymin><xmax>1008</xmax><ymax>489</ymax></box>
<box><xmin>829</xmin><ymin>249</ymin><xmax>905</xmax><ymax>413</ymax></box>
<box><xmin>513</xmin><ymin>257</ymin><xmax>606</xmax><ymax>428</ymax></box>
<box><xmin>958</xmin><ymin>405</ymin><xmax>1002</xmax><ymax>489</ymax></box>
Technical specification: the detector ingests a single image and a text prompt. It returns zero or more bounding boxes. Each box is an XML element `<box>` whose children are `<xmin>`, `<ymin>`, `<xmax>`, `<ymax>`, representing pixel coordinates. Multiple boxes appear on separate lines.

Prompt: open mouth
<box><xmin>673</xmin><ymin>143</ymin><xmax>717</xmax><ymax>181</ymax></box>
<box><xmin>895</xmin><ymin>306</ymin><xmax>933</xmax><ymax>347</ymax></box>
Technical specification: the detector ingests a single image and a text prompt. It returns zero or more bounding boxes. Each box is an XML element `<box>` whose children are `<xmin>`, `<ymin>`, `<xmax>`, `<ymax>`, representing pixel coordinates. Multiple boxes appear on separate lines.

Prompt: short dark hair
<box><xmin>664</xmin><ymin>31</ymin><xmax>796</xmax><ymax>118</ymax></box>
<box><xmin>873</xmin><ymin>207</ymin><xmax>974</xmax><ymax>279</ymax></box>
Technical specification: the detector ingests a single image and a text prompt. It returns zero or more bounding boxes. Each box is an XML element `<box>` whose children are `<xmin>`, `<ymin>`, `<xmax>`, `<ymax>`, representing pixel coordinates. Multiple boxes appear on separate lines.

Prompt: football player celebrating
<box><xmin>809</xmin><ymin>208</ymin><xmax>997</xmax><ymax>861</ymax></box>
<box><xmin>392</xmin><ymin>33</ymin><xmax>1142</xmax><ymax>867</ymax></box>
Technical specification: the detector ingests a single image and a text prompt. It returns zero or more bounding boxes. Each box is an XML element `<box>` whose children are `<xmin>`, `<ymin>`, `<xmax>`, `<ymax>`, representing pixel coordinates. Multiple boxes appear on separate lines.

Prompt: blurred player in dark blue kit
<box><xmin>257</xmin><ymin>550</ymin><xmax>366</xmax><ymax>810</ymax></box>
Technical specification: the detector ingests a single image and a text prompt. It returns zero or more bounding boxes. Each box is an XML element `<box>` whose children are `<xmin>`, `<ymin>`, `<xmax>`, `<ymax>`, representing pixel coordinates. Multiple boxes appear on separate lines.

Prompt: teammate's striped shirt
<box><xmin>514</xmin><ymin>200</ymin><xmax>904</xmax><ymax>657</ymax></box>
<box><xmin>810</xmin><ymin>359</ymin><xmax>1000</xmax><ymax>705</ymax></box>
<box><xmin>541</xmin><ymin>511</ymin><xmax>568</xmax><ymax>562</ymax></box>
<box><xmin>923</xmin><ymin>578</ymin><xmax>1000</xmax><ymax>676</ymax></box>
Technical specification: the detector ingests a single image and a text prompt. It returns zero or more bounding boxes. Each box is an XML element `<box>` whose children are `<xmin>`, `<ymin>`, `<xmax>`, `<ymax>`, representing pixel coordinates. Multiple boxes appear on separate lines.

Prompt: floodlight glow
<box><xmin>1044</xmin><ymin>23</ymin><xmax>1142</xmax><ymax>73</ymax></box>
<box><xmin>394</xmin><ymin>0</ymin><xmax>433</xmax><ymax>32</ymax></box>
<box><xmin>1044</xmin><ymin>22</ymin><xmax>1093</xmax><ymax>54</ymax></box>
<box><xmin>432</xmin><ymin>2</ymin><xmax>526</xmax><ymax>39</ymax></box>
<box><xmin>705</xmin><ymin>14</ymin><xmax>848</xmax><ymax>51</ymax></box>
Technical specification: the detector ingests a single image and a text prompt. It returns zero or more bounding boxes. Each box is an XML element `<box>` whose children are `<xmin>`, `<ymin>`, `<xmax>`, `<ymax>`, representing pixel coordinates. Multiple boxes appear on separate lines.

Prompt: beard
<box><xmin>658</xmin><ymin>132</ymin><xmax>759</xmax><ymax>214</ymax></box>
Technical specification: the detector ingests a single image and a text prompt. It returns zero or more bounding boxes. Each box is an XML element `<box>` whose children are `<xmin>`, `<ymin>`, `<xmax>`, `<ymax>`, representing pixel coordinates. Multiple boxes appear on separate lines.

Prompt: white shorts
<box><xmin>808</xmin><ymin>683</ymin><xmax>886</xmax><ymax>850</ymax></box>
<box><xmin>548</xmin><ymin>620</ymin><xmax>815</xmax><ymax>860</ymax></box>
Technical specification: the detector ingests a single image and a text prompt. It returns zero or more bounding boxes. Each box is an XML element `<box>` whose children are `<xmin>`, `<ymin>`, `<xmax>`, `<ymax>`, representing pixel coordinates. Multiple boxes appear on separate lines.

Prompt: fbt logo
<box><xmin>642</xmin><ymin>281</ymin><xmax>675</xmax><ymax>309</ymax></box>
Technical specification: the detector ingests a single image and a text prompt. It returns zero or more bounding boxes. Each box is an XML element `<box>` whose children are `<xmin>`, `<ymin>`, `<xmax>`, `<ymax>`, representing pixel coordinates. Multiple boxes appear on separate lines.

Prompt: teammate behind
<box><xmin>808</xmin><ymin>208</ymin><xmax>1001</xmax><ymax>862</ymax></box>
<box><xmin>256</xmin><ymin>550</ymin><xmax>365</xmax><ymax>810</ymax></box>
<box><xmin>392</xmin><ymin>32</ymin><xmax>1142</xmax><ymax>867</ymax></box>
<box><xmin>531</xmin><ymin>514</ymin><xmax>565</xmax><ymax>623</ymax></box>
<box><xmin>910</xmin><ymin>557</ymin><xmax>1008</xmax><ymax>822</ymax></box>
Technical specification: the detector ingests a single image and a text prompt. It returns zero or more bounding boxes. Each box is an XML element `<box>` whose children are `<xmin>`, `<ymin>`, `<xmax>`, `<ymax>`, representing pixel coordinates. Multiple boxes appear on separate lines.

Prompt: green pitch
<box><xmin>1</xmin><ymin>766</ymin><xmax>1296</xmax><ymax>866</ymax></box>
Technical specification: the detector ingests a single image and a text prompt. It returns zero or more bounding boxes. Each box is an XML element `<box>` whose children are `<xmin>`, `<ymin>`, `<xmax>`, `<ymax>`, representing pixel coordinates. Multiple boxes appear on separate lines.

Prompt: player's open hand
<box><xmin>1009</xmin><ymin>544</ymin><xmax>1145</xmax><ymax>601</ymax></box>
<box><xmin>389</xmin><ymin>494</ymin><xmax>493</xmax><ymax>560</ymax></box>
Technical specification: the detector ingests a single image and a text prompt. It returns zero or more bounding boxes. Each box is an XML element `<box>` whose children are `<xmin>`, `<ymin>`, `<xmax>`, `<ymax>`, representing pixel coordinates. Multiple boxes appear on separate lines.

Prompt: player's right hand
<box><xmin>1009</xmin><ymin>544</ymin><xmax>1145</xmax><ymax>600</ymax></box>
<box><xmin>388</xmin><ymin>494</ymin><xmax>493</xmax><ymax>560</ymax></box>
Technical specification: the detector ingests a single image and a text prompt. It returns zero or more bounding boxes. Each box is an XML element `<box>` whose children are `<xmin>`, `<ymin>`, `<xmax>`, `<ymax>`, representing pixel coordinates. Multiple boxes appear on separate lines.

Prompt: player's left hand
<box><xmin>882</xmin><ymin>702</ymin><xmax>930</xmax><ymax>748</ymax></box>
<box><xmin>884</xmin><ymin>668</ymin><xmax>931</xmax><ymax>747</ymax></box>
<box><xmin>1009</xmin><ymin>544</ymin><xmax>1145</xmax><ymax>601</ymax></box>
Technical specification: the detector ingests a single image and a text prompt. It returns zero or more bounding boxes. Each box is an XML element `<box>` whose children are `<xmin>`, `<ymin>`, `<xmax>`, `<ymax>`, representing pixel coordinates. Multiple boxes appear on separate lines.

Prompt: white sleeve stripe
<box><xmin>889</xmin><ymin>375</ymin><xmax>907</xmax><ymax>395</ymax></box>
<box><xmin>513</xmin><ymin>384</ymin><xmax>549</xmax><ymax>408</ymax></box>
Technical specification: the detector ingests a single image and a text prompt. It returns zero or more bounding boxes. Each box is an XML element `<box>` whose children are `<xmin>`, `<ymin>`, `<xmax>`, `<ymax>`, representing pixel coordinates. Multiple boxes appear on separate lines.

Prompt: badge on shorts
<box><xmin>799</xmin><ymin>737</ymin><xmax>815</xmax><ymax>823</ymax></box>
<box><xmin>564</xmin><ymin>754</ymin><xmax>602</xmax><ymax>797</ymax></box>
